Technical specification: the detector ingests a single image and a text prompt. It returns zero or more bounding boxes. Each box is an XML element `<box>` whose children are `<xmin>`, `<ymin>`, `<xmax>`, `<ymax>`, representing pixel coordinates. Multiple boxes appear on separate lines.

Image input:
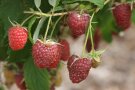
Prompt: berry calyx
<box><xmin>91</xmin><ymin>59</ymin><xmax>101</xmax><ymax>68</ymax></box>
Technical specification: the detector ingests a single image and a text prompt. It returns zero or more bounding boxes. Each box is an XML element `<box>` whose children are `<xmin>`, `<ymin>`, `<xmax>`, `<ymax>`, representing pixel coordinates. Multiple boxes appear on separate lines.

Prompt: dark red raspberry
<box><xmin>68</xmin><ymin>55</ymin><xmax>92</xmax><ymax>83</ymax></box>
<box><xmin>15</xmin><ymin>73</ymin><xmax>26</xmax><ymax>90</ymax></box>
<box><xmin>67</xmin><ymin>11</ymin><xmax>90</xmax><ymax>37</ymax></box>
<box><xmin>113</xmin><ymin>3</ymin><xmax>131</xmax><ymax>30</ymax></box>
<box><xmin>59</xmin><ymin>39</ymin><xmax>70</xmax><ymax>61</ymax></box>
<box><xmin>32</xmin><ymin>40</ymin><xmax>61</xmax><ymax>68</ymax></box>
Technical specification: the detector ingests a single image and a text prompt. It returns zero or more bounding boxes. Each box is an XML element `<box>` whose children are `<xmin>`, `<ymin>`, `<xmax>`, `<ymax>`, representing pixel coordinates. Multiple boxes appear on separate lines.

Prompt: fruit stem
<box><xmin>21</xmin><ymin>14</ymin><xmax>34</xmax><ymax>26</ymax></box>
<box><xmin>80</xmin><ymin>9</ymin><xmax>84</xmax><ymax>15</ymax></box>
<box><xmin>8</xmin><ymin>17</ymin><xmax>16</xmax><ymax>26</ymax></box>
<box><xmin>131</xmin><ymin>0</ymin><xmax>135</xmax><ymax>10</ymax></box>
<box><xmin>89</xmin><ymin>13</ymin><xmax>95</xmax><ymax>51</ymax></box>
<box><xmin>82</xmin><ymin>12</ymin><xmax>95</xmax><ymax>57</ymax></box>
<box><xmin>121</xmin><ymin>0</ymin><xmax>126</xmax><ymax>3</ymax></box>
<box><xmin>24</xmin><ymin>11</ymin><xmax>68</xmax><ymax>17</ymax></box>
<box><xmin>50</xmin><ymin>16</ymin><xmax>63</xmax><ymax>38</ymax></box>
<box><xmin>44</xmin><ymin>8</ymin><xmax>55</xmax><ymax>42</ymax></box>
<box><xmin>82</xmin><ymin>26</ymin><xmax>90</xmax><ymax>57</ymax></box>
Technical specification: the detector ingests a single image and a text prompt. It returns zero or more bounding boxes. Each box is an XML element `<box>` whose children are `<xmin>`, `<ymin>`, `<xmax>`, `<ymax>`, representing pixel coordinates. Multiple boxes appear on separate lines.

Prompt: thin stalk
<box><xmin>82</xmin><ymin>27</ymin><xmax>90</xmax><ymax>57</ymax></box>
<box><xmin>8</xmin><ymin>17</ymin><xmax>15</xmax><ymax>26</ymax></box>
<box><xmin>44</xmin><ymin>8</ymin><xmax>55</xmax><ymax>42</ymax></box>
<box><xmin>104</xmin><ymin>0</ymin><xmax>111</xmax><ymax>4</ymax></box>
<box><xmin>82</xmin><ymin>13</ymin><xmax>95</xmax><ymax>57</ymax></box>
<box><xmin>21</xmin><ymin>14</ymin><xmax>34</xmax><ymax>26</ymax></box>
<box><xmin>88</xmin><ymin>13</ymin><xmax>95</xmax><ymax>51</ymax></box>
<box><xmin>131</xmin><ymin>0</ymin><xmax>135</xmax><ymax>10</ymax></box>
<box><xmin>80</xmin><ymin>9</ymin><xmax>84</xmax><ymax>14</ymax></box>
<box><xmin>50</xmin><ymin>16</ymin><xmax>63</xmax><ymax>38</ymax></box>
<box><xmin>90</xmin><ymin>21</ymin><xmax>94</xmax><ymax>51</ymax></box>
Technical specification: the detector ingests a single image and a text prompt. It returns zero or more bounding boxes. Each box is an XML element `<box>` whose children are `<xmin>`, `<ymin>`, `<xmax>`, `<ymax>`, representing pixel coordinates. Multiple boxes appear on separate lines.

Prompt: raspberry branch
<box><xmin>24</xmin><ymin>11</ymin><xmax>68</xmax><ymax>17</ymax></box>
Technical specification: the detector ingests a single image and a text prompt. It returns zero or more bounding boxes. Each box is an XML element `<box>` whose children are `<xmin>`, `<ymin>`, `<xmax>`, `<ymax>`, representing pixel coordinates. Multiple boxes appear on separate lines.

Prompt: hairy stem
<box><xmin>21</xmin><ymin>14</ymin><xmax>34</xmax><ymax>26</ymax></box>
<box><xmin>44</xmin><ymin>8</ymin><xmax>55</xmax><ymax>42</ymax></box>
<box><xmin>50</xmin><ymin>16</ymin><xmax>63</xmax><ymax>38</ymax></box>
<box><xmin>24</xmin><ymin>11</ymin><xmax>68</xmax><ymax>17</ymax></box>
<box><xmin>89</xmin><ymin>13</ymin><xmax>95</xmax><ymax>51</ymax></box>
<box><xmin>82</xmin><ymin>13</ymin><xmax>95</xmax><ymax>57</ymax></box>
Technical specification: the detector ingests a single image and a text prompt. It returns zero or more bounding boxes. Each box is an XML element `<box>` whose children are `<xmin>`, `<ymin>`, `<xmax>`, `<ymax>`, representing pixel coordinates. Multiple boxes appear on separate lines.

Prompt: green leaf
<box><xmin>33</xmin><ymin>17</ymin><xmax>46</xmax><ymax>43</ymax></box>
<box><xmin>62</xmin><ymin>0</ymin><xmax>89</xmax><ymax>4</ymax></box>
<box><xmin>127</xmin><ymin>0</ymin><xmax>134</xmax><ymax>2</ymax></box>
<box><xmin>96</xmin><ymin>5</ymin><xmax>114</xmax><ymax>43</ymax></box>
<box><xmin>54</xmin><ymin>6</ymin><xmax>65</xmax><ymax>11</ymax></box>
<box><xmin>62</xmin><ymin>0</ymin><xmax>104</xmax><ymax>8</ymax></box>
<box><xmin>90</xmin><ymin>0</ymin><xmax>104</xmax><ymax>8</ymax></box>
<box><xmin>24</xmin><ymin>57</ymin><xmax>50</xmax><ymax>90</ymax></box>
<box><xmin>48</xmin><ymin>0</ymin><xmax>60</xmax><ymax>7</ymax></box>
<box><xmin>28</xmin><ymin>16</ymin><xmax>37</xmax><ymax>44</ymax></box>
<box><xmin>0</xmin><ymin>0</ymin><xmax>22</xmax><ymax>30</ymax></box>
<box><xmin>0</xmin><ymin>46</ymin><xmax>8</xmax><ymax>60</ymax></box>
<box><xmin>101</xmin><ymin>27</ymin><xmax>112</xmax><ymax>43</ymax></box>
<box><xmin>6</xmin><ymin>42</ymin><xmax>32</xmax><ymax>62</ymax></box>
<box><xmin>132</xmin><ymin>9</ymin><xmax>135</xmax><ymax>23</ymax></box>
<box><xmin>34</xmin><ymin>0</ymin><xmax>41</xmax><ymax>9</ymax></box>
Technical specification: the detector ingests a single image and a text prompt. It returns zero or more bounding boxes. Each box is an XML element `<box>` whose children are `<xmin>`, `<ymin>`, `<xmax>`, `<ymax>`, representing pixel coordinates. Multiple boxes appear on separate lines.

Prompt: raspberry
<box><xmin>67</xmin><ymin>55</ymin><xmax>78</xmax><ymax>70</ymax></box>
<box><xmin>8</xmin><ymin>26</ymin><xmax>28</xmax><ymax>51</ymax></box>
<box><xmin>113</xmin><ymin>3</ymin><xmax>131</xmax><ymax>30</ymax></box>
<box><xmin>32</xmin><ymin>40</ymin><xmax>61</xmax><ymax>68</ymax></box>
<box><xmin>15</xmin><ymin>73</ymin><xmax>26</xmax><ymax>90</ymax></box>
<box><xmin>59</xmin><ymin>39</ymin><xmax>70</xmax><ymax>61</ymax></box>
<box><xmin>68</xmin><ymin>55</ymin><xmax>92</xmax><ymax>83</ymax></box>
<box><xmin>67</xmin><ymin>11</ymin><xmax>90</xmax><ymax>37</ymax></box>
